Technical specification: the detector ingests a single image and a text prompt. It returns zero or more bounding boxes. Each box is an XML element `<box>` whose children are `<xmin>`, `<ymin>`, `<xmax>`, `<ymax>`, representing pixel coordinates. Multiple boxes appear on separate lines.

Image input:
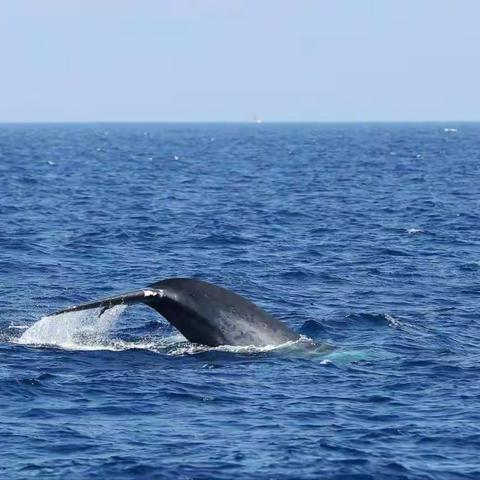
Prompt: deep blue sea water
<box><xmin>0</xmin><ymin>123</ymin><xmax>479</xmax><ymax>479</ymax></box>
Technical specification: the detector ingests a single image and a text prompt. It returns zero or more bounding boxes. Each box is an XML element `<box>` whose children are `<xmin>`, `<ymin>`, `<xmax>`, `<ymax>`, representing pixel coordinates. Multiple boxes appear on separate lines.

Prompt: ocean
<box><xmin>0</xmin><ymin>123</ymin><xmax>479</xmax><ymax>479</ymax></box>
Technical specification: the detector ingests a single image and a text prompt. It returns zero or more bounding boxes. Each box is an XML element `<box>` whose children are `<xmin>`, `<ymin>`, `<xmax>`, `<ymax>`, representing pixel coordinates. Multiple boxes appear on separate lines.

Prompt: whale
<box><xmin>46</xmin><ymin>278</ymin><xmax>300</xmax><ymax>347</ymax></box>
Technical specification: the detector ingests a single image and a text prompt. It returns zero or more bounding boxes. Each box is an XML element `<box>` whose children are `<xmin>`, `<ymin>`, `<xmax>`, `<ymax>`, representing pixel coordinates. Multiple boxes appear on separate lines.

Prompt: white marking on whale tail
<box><xmin>143</xmin><ymin>289</ymin><xmax>163</xmax><ymax>298</ymax></box>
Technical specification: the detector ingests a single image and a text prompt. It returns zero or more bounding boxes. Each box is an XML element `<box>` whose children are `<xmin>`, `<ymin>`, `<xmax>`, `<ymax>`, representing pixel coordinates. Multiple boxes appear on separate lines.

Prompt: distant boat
<box><xmin>444</xmin><ymin>127</ymin><xmax>458</xmax><ymax>133</ymax></box>
<box><xmin>253</xmin><ymin>115</ymin><xmax>263</xmax><ymax>124</ymax></box>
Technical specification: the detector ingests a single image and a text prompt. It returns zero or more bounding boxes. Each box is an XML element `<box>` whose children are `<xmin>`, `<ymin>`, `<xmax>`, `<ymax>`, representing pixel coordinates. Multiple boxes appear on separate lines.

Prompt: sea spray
<box><xmin>18</xmin><ymin>305</ymin><xmax>127</xmax><ymax>349</ymax></box>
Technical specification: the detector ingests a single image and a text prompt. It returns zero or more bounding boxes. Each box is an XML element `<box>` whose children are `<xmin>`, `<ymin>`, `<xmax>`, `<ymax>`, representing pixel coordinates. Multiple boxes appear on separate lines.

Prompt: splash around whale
<box><xmin>43</xmin><ymin>278</ymin><xmax>300</xmax><ymax>348</ymax></box>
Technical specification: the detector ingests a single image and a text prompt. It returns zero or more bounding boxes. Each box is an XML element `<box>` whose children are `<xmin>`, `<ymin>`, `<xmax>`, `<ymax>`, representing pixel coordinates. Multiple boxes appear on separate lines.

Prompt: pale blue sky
<box><xmin>1</xmin><ymin>0</ymin><xmax>479</xmax><ymax>122</ymax></box>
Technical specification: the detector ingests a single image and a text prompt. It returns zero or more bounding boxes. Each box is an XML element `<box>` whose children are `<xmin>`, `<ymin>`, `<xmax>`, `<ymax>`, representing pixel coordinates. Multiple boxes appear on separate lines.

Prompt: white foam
<box><xmin>168</xmin><ymin>335</ymin><xmax>316</xmax><ymax>356</ymax></box>
<box><xmin>407</xmin><ymin>228</ymin><xmax>423</xmax><ymax>234</ymax></box>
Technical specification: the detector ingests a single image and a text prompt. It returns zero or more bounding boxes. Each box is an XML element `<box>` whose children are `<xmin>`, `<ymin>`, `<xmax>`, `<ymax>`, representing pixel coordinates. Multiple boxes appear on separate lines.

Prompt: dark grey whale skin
<box><xmin>46</xmin><ymin>278</ymin><xmax>300</xmax><ymax>347</ymax></box>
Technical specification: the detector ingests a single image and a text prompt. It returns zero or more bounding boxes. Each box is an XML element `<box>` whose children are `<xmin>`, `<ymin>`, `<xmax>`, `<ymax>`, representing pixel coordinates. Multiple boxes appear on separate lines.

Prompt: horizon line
<box><xmin>0</xmin><ymin>119</ymin><xmax>477</xmax><ymax>125</ymax></box>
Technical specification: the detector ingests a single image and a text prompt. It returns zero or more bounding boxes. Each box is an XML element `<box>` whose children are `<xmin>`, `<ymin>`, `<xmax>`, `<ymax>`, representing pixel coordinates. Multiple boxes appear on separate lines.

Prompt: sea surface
<box><xmin>0</xmin><ymin>123</ymin><xmax>479</xmax><ymax>479</ymax></box>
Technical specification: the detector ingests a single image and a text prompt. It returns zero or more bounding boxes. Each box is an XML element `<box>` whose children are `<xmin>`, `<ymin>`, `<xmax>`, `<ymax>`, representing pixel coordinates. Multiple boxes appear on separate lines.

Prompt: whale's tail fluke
<box><xmin>46</xmin><ymin>289</ymin><xmax>153</xmax><ymax>317</ymax></box>
<box><xmin>45</xmin><ymin>278</ymin><xmax>300</xmax><ymax>347</ymax></box>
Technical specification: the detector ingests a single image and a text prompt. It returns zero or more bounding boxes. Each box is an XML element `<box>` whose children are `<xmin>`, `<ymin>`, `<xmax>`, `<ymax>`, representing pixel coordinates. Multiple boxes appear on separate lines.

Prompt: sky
<box><xmin>1</xmin><ymin>0</ymin><xmax>479</xmax><ymax>122</ymax></box>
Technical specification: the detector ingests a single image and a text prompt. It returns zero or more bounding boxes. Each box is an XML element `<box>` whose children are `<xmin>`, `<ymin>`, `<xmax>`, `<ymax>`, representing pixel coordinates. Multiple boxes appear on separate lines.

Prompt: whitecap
<box><xmin>319</xmin><ymin>359</ymin><xmax>333</xmax><ymax>365</ymax></box>
<box><xmin>384</xmin><ymin>313</ymin><xmax>402</xmax><ymax>328</ymax></box>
